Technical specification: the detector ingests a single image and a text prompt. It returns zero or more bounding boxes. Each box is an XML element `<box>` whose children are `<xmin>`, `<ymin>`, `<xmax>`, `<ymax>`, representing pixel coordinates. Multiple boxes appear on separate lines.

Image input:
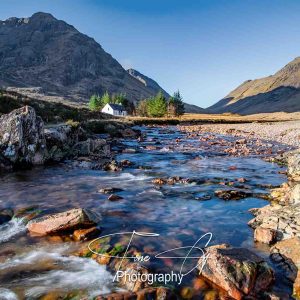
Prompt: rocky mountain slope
<box><xmin>127</xmin><ymin>68</ymin><xmax>170</xmax><ymax>98</ymax></box>
<box><xmin>0</xmin><ymin>12</ymin><xmax>156</xmax><ymax>104</ymax></box>
<box><xmin>127</xmin><ymin>68</ymin><xmax>205</xmax><ymax>113</ymax></box>
<box><xmin>209</xmin><ymin>57</ymin><xmax>300</xmax><ymax>114</ymax></box>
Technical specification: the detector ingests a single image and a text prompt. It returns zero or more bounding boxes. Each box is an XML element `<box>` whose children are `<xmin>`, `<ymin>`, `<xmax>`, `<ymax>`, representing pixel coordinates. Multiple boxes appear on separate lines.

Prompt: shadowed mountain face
<box><xmin>0</xmin><ymin>12</ymin><xmax>156</xmax><ymax>103</ymax></box>
<box><xmin>209</xmin><ymin>57</ymin><xmax>300</xmax><ymax>114</ymax></box>
<box><xmin>127</xmin><ymin>68</ymin><xmax>205</xmax><ymax>113</ymax></box>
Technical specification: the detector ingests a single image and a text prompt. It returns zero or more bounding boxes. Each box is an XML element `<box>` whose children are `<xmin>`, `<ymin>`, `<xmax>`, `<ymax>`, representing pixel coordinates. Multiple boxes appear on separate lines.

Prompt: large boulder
<box><xmin>27</xmin><ymin>208</ymin><xmax>101</xmax><ymax>235</ymax></box>
<box><xmin>0</xmin><ymin>106</ymin><xmax>47</xmax><ymax>169</ymax></box>
<box><xmin>198</xmin><ymin>246</ymin><xmax>274</xmax><ymax>299</ymax></box>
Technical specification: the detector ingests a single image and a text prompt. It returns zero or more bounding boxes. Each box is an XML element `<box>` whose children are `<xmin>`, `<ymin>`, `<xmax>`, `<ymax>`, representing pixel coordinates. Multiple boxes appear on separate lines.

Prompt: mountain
<box><xmin>209</xmin><ymin>57</ymin><xmax>300</xmax><ymax>114</ymax></box>
<box><xmin>0</xmin><ymin>12</ymin><xmax>156</xmax><ymax>104</ymax></box>
<box><xmin>127</xmin><ymin>68</ymin><xmax>205</xmax><ymax>113</ymax></box>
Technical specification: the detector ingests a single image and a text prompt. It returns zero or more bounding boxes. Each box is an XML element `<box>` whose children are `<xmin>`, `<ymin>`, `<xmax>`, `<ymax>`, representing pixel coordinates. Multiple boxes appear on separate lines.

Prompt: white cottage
<box><xmin>101</xmin><ymin>103</ymin><xmax>127</xmax><ymax>116</ymax></box>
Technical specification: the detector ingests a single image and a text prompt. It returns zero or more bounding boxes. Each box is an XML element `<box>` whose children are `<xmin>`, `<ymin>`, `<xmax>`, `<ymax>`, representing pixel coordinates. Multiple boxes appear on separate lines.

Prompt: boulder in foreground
<box><xmin>27</xmin><ymin>208</ymin><xmax>101</xmax><ymax>235</ymax></box>
<box><xmin>198</xmin><ymin>245</ymin><xmax>274</xmax><ymax>300</ymax></box>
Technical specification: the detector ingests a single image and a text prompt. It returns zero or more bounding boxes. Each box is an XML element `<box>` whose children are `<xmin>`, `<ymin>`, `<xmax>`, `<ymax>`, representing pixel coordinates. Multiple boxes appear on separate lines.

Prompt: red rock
<box><xmin>237</xmin><ymin>177</ymin><xmax>247</xmax><ymax>183</ymax></box>
<box><xmin>199</xmin><ymin>246</ymin><xmax>274</xmax><ymax>300</ymax></box>
<box><xmin>152</xmin><ymin>178</ymin><xmax>167</xmax><ymax>185</ymax></box>
<box><xmin>73</xmin><ymin>226</ymin><xmax>100</xmax><ymax>241</ymax></box>
<box><xmin>27</xmin><ymin>208</ymin><xmax>100</xmax><ymax>235</ymax></box>
<box><xmin>254</xmin><ymin>227</ymin><xmax>277</xmax><ymax>244</ymax></box>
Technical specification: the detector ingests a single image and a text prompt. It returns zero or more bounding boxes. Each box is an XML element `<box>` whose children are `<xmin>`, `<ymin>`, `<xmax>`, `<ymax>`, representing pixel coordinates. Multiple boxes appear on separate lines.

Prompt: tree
<box><xmin>147</xmin><ymin>91</ymin><xmax>167</xmax><ymax>117</ymax></box>
<box><xmin>101</xmin><ymin>91</ymin><xmax>110</xmax><ymax>105</ymax></box>
<box><xmin>89</xmin><ymin>94</ymin><xmax>102</xmax><ymax>111</ymax></box>
<box><xmin>112</xmin><ymin>93</ymin><xmax>126</xmax><ymax>105</ymax></box>
<box><xmin>136</xmin><ymin>100</ymin><xmax>148</xmax><ymax>117</ymax></box>
<box><xmin>168</xmin><ymin>90</ymin><xmax>185</xmax><ymax>117</ymax></box>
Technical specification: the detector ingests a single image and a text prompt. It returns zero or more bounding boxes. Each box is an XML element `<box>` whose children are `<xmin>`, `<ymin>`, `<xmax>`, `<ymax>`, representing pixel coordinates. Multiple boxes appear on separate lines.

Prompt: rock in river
<box><xmin>27</xmin><ymin>208</ymin><xmax>101</xmax><ymax>235</ymax></box>
<box><xmin>198</xmin><ymin>245</ymin><xmax>274</xmax><ymax>299</ymax></box>
<box><xmin>215</xmin><ymin>189</ymin><xmax>250</xmax><ymax>200</ymax></box>
<box><xmin>108</xmin><ymin>194</ymin><xmax>123</xmax><ymax>201</ymax></box>
<box><xmin>73</xmin><ymin>226</ymin><xmax>100</xmax><ymax>241</ymax></box>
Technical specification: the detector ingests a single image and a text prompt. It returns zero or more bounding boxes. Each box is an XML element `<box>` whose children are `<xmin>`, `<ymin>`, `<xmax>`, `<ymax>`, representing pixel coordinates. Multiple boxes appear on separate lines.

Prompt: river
<box><xmin>0</xmin><ymin>126</ymin><xmax>292</xmax><ymax>299</ymax></box>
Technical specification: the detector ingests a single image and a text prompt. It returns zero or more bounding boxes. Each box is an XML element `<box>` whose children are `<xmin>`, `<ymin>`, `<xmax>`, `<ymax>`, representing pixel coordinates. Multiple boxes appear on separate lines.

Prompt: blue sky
<box><xmin>1</xmin><ymin>0</ymin><xmax>300</xmax><ymax>108</ymax></box>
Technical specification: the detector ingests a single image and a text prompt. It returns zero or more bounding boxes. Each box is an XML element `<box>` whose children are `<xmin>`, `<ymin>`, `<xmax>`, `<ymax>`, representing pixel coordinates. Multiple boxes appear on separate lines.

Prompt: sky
<box><xmin>1</xmin><ymin>0</ymin><xmax>300</xmax><ymax>108</ymax></box>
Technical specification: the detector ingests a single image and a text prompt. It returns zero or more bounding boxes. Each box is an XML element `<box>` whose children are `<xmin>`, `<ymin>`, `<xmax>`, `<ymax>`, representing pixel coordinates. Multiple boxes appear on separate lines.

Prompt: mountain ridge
<box><xmin>209</xmin><ymin>57</ymin><xmax>300</xmax><ymax>114</ymax></box>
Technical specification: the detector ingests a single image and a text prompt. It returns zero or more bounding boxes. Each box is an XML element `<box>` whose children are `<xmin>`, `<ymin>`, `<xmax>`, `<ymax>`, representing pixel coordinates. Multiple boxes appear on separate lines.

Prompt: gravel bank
<box><xmin>179</xmin><ymin>120</ymin><xmax>300</xmax><ymax>148</ymax></box>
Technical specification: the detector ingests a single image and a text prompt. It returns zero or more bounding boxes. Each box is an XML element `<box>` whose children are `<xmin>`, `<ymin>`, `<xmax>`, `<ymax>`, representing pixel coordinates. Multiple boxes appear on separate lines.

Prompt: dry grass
<box><xmin>127</xmin><ymin>111</ymin><xmax>300</xmax><ymax>124</ymax></box>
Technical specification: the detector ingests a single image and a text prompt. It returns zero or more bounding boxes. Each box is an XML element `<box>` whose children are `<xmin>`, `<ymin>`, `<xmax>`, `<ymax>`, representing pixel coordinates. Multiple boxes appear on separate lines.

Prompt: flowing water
<box><xmin>0</xmin><ymin>126</ymin><xmax>292</xmax><ymax>299</ymax></box>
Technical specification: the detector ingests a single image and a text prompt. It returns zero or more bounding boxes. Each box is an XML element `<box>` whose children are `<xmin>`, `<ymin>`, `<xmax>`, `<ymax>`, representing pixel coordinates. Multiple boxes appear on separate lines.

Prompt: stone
<box><xmin>95</xmin><ymin>287</ymin><xmax>175</xmax><ymax>300</ymax></box>
<box><xmin>152</xmin><ymin>178</ymin><xmax>167</xmax><ymax>185</ymax></box>
<box><xmin>271</xmin><ymin>237</ymin><xmax>300</xmax><ymax>298</ymax></box>
<box><xmin>113</xmin><ymin>262</ymin><xmax>150</xmax><ymax>292</ymax></box>
<box><xmin>120</xmin><ymin>159</ymin><xmax>134</xmax><ymax>167</ymax></box>
<box><xmin>103</xmin><ymin>160</ymin><xmax>121</xmax><ymax>171</ymax></box>
<box><xmin>290</xmin><ymin>184</ymin><xmax>300</xmax><ymax>204</ymax></box>
<box><xmin>214</xmin><ymin>189</ymin><xmax>249</xmax><ymax>200</ymax></box>
<box><xmin>108</xmin><ymin>194</ymin><xmax>123</xmax><ymax>201</ymax></box>
<box><xmin>199</xmin><ymin>246</ymin><xmax>274</xmax><ymax>299</ymax></box>
<box><xmin>73</xmin><ymin>226</ymin><xmax>100</xmax><ymax>241</ymax></box>
<box><xmin>0</xmin><ymin>106</ymin><xmax>47</xmax><ymax>169</ymax></box>
<box><xmin>72</xmin><ymin>138</ymin><xmax>110</xmax><ymax>157</ymax></box>
<box><xmin>27</xmin><ymin>208</ymin><xmax>101</xmax><ymax>235</ymax></box>
<box><xmin>288</xmin><ymin>152</ymin><xmax>300</xmax><ymax>182</ymax></box>
<box><xmin>120</xmin><ymin>128</ymin><xmax>140</xmax><ymax>139</ymax></box>
<box><xmin>254</xmin><ymin>227</ymin><xmax>277</xmax><ymax>244</ymax></box>
<box><xmin>99</xmin><ymin>187</ymin><xmax>124</xmax><ymax>194</ymax></box>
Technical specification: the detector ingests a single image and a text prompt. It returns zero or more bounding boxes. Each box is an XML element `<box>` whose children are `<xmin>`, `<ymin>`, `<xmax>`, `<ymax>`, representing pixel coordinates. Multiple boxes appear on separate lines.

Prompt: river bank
<box><xmin>179</xmin><ymin>121</ymin><xmax>300</xmax><ymax>148</ymax></box>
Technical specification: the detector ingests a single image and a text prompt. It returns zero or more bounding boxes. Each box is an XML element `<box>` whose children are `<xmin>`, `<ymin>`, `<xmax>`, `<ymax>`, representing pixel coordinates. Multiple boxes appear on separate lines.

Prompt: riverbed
<box><xmin>0</xmin><ymin>126</ymin><xmax>293</xmax><ymax>299</ymax></box>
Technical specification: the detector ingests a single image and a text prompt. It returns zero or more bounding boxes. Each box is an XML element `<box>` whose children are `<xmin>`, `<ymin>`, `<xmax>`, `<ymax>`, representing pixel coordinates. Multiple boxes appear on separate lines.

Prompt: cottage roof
<box><xmin>108</xmin><ymin>103</ymin><xmax>125</xmax><ymax>111</ymax></box>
